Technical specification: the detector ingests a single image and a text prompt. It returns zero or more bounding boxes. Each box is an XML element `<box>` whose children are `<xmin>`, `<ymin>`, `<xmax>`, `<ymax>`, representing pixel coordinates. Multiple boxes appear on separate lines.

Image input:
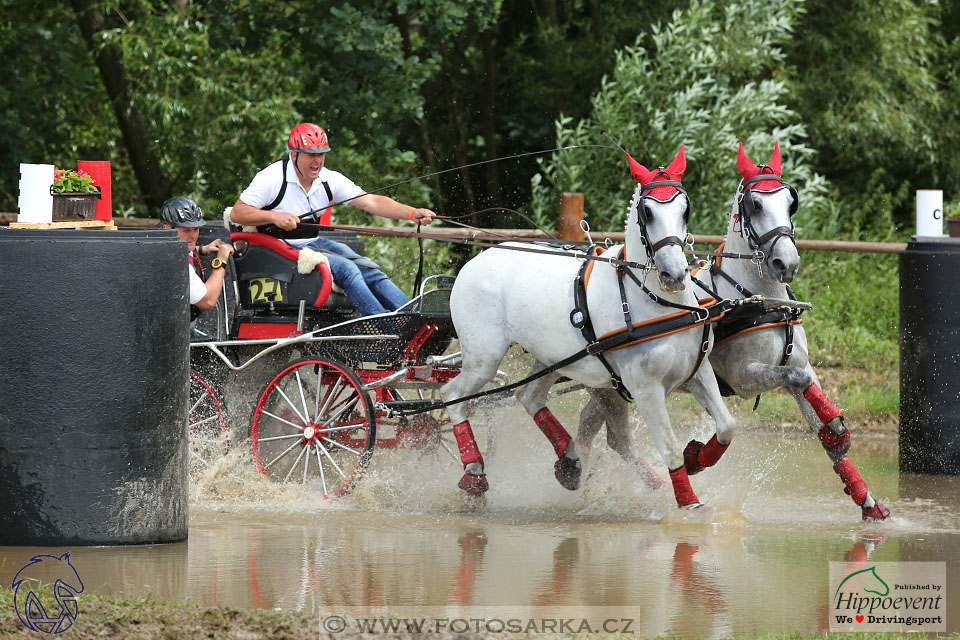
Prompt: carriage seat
<box><xmin>230</xmin><ymin>231</ymin><xmax>352</xmax><ymax>311</ymax></box>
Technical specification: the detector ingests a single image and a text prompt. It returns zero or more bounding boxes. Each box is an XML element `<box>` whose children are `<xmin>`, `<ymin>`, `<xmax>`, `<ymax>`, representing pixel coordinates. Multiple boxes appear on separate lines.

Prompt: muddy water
<box><xmin>3</xmin><ymin>409</ymin><xmax>959</xmax><ymax>638</ymax></box>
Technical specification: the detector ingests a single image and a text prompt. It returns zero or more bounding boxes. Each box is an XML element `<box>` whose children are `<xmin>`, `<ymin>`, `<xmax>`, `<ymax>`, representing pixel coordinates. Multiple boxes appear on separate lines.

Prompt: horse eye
<box><xmin>643</xmin><ymin>205</ymin><xmax>654</xmax><ymax>219</ymax></box>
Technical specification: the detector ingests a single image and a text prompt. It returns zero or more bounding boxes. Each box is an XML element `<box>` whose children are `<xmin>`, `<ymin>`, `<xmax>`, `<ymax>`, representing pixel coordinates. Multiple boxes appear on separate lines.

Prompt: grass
<box><xmin>2</xmin><ymin>586</ymin><xmax>951</xmax><ymax>639</ymax></box>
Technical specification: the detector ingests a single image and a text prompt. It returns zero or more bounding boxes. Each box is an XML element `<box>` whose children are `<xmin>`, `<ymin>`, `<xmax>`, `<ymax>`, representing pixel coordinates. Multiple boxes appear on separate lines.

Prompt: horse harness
<box><xmin>693</xmin><ymin>242</ymin><xmax>805</xmax><ymax>405</ymax></box>
<box><xmin>570</xmin><ymin>244</ymin><xmax>719</xmax><ymax>401</ymax></box>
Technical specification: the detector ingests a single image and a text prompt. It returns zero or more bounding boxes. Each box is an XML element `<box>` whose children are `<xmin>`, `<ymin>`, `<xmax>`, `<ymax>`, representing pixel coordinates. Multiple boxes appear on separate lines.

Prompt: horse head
<box><xmin>626</xmin><ymin>145</ymin><xmax>691</xmax><ymax>293</ymax></box>
<box><xmin>736</xmin><ymin>141</ymin><xmax>800</xmax><ymax>283</ymax></box>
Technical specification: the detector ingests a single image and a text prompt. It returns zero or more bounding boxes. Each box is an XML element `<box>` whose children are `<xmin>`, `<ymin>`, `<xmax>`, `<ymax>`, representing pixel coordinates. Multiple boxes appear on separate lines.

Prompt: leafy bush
<box><xmin>530</xmin><ymin>0</ymin><xmax>829</xmax><ymax>236</ymax></box>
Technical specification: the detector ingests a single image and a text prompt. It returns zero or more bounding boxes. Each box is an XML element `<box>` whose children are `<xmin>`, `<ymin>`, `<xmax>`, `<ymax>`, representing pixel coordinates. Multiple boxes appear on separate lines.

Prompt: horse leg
<box><xmin>514</xmin><ymin>367</ymin><xmax>581</xmax><ymax>490</ymax></box>
<box><xmin>440</xmin><ymin>341</ymin><xmax>511</xmax><ymax>495</ymax></box>
<box><xmin>790</xmin><ymin>366</ymin><xmax>890</xmax><ymax>521</ymax></box>
<box><xmin>586</xmin><ymin>388</ymin><xmax>665</xmax><ymax>490</ymax></box>
<box><xmin>732</xmin><ymin>359</ymin><xmax>889</xmax><ymax>521</ymax></box>
<box><xmin>681</xmin><ymin>364</ymin><xmax>737</xmax><ymax>476</ymax></box>
<box><xmin>629</xmin><ymin>385</ymin><xmax>700</xmax><ymax>508</ymax></box>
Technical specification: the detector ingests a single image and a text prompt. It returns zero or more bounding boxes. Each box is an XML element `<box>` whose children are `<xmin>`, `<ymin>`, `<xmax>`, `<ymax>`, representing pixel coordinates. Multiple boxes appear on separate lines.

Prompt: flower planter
<box><xmin>949</xmin><ymin>219</ymin><xmax>960</xmax><ymax>238</ymax></box>
<box><xmin>50</xmin><ymin>187</ymin><xmax>100</xmax><ymax>221</ymax></box>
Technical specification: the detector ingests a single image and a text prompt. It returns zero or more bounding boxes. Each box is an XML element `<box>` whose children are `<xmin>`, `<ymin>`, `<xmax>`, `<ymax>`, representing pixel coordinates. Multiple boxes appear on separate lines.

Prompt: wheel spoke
<box><xmin>314</xmin><ymin>445</ymin><xmax>329</xmax><ymax>496</ymax></box>
<box><xmin>189</xmin><ymin>413</ymin><xmax>222</xmax><ymax>429</ymax></box>
<box><xmin>294</xmin><ymin>369</ymin><xmax>312</xmax><ymax>428</ymax></box>
<box><xmin>261</xmin><ymin>409</ymin><xmax>306</xmax><ymax>432</ymax></box>
<box><xmin>320</xmin><ymin>396</ymin><xmax>359</xmax><ymax>429</ymax></box>
<box><xmin>264</xmin><ymin>439</ymin><xmax>303</xmax><ymax>471</ymax></box>
<box><xmin>302</xmin><ymin>442</ymin><xmax>310</xmax><ymax>483</ymax></box>
<box><xmin>188</xmin><ymin>393</ymin><xmax>207</xmax><ymax>415</ymax></box>
<box><xmin>283</xmin><ymin>444</ymin><xmax>309</xmax><ymax>483</ymax></box>
<box><xmin>316</xmin><ymin>421</ymin><xmax>367</xmax><ymax>435</ymax></box>
<box><xmin>314</xmin><ymin>364</ymin><xmax>325</xmax><ymax>422</ymax></box>
<box><xmin>315</xmin><ymin>375</ymin><xmax>345</xmax><ymax>422</ymax></box>
<box><xmin>316</xmin><ymin>443</ymin><xmax>347</xmax><ymax>478</ymax></box>
<box><xmin>325</xmin><ymin>390</ymin><xmax>358</xmax><ymax>418</ymax></box>
<box><xmin>257</xmin><ymin>433</ymin><xmax>305</xmax><ymax>443</ymax></box>
<box><xmin>320</xmin><ymin>436</ymin><xmax>361</xmax><ymax>457</ymax></box>
<box><xmin>274</xmin><ymin>385</ymin><xmax>308</xmax><ymax>425</ymax></box>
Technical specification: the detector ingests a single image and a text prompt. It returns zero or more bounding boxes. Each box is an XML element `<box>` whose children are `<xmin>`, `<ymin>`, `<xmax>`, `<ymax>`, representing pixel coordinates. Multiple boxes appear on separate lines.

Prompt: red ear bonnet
<box><xmin>738</xmin><ymin>141</ymin><xmax>783</xmax><ymax>192</ymax></box>
<box><xmin>625</xmin><ymin>145</ymin><xmax>686</xmax><ymax>200</ymax></box>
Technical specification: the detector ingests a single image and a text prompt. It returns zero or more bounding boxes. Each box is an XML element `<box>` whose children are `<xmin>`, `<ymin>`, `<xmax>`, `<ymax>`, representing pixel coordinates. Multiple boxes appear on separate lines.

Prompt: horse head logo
<box><xmin>12</xmin><ymin>553</ymin><xmax>84</xmax><ymax>634</ymax></box>
<box><xmin>834</xmin><ymin>565</ymin><xmax>890</xmax><ymax>603</ymax></box>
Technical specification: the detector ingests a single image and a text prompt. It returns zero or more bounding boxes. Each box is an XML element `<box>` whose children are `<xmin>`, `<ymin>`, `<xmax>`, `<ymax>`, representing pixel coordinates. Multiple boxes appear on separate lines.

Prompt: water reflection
<box><xmin>2</xmin><ymin>434</ymin><xmax>959</xmax><ymax>638</ymax></box>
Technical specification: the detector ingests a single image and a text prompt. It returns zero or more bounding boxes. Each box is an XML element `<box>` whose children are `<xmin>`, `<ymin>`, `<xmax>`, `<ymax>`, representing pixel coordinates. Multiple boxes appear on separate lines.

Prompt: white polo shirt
<box><xmin>238</xmin><ymin>155</ymin><xmax>364</xmax><ymax>247</ymax></box>
<box><xmin>189</xmin><ymin>265</ymin><xmax>206</xmax><ymax>305</ymax></box>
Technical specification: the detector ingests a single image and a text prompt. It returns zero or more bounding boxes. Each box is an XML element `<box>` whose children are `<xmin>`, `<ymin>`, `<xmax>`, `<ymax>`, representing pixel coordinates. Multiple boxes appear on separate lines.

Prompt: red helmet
<box><xmin>288</xmin><ymin>123</ymin><xmax>330</xmax><ymax>153</ymax></box>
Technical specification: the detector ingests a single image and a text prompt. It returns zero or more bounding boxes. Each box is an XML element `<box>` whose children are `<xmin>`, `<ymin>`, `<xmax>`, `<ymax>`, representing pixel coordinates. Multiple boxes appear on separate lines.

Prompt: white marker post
<box><xmin>17</xmin><ymin>163</ymin><xmax>55</xmax><ymax>224</ymax></box>
<box><xmin>915</xmin><ymin>189</ymin><xmax>943</xmax><ymax>237</ymax></box>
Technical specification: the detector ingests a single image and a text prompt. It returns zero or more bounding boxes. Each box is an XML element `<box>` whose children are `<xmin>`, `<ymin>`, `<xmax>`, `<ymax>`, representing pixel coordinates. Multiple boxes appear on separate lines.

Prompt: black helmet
<box><xmin>161</xmin><ymin>196</ymin><xmax>204</xmax><ymax>228</ymax></box>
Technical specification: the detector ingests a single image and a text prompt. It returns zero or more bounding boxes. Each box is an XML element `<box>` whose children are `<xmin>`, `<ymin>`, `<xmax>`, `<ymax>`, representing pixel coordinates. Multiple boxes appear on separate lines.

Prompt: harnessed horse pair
<box><xmin>441</xmin><ymin>142</ymin><xmax>889</xmax><ymax>521</ymax></box>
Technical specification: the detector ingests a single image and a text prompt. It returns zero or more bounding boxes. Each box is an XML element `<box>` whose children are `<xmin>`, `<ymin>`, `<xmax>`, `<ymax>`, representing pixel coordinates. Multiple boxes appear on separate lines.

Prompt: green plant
<box><xmin>946</xmin><ymin>200</ymin><xmax>960</xmax><ymax>219</ymax></box>
<box><xmin>52</xmin><ymin>167</ymin><xmax>98</xmax><ymax>194</ymax></box>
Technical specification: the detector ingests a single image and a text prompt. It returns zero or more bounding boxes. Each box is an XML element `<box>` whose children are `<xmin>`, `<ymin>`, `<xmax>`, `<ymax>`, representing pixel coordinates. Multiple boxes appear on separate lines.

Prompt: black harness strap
<box><xmin>570</xmin><ymin>246</ymin><xmax>631</xmax><ymax>400</ymax></box>
<box><xmin>262</xmin><ymin>156</ymin><xmax>289</xmax><ymax>212</ymax></box>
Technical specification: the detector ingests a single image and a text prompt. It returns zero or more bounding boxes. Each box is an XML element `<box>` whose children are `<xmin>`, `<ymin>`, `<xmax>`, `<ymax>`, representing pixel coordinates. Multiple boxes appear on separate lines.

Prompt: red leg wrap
<box><xmin>668</xmin><ymin>466</ymin><xmax>699</xmax><ymax>507</ymax></box>
<box><xmin>453</xmin><ymin>421</ymin><xmax>484</xmax><ymax>468</ymax></box>
<box><xmin>818</xmin><ymin>424</ymin><xmax>851</xmax><ymax>458</ymax></box>
<box><xmin>803</xmin><ymin>383</ymin><xmax>843</xmax><ymax>425</ymax></box>
<box><xmin>534</xmin><ymin>407</ymin><xmax>571</xmax><ymax>458</ymax></box>
<box><xmin>698</xmin><ymin>434</ymin><xmax>729</xmax><ymax>467</ymax></box>
<box><xmin>833</xmin><ymin>457</ymin><xmax>868</xmax><ymax>506</ymax></box>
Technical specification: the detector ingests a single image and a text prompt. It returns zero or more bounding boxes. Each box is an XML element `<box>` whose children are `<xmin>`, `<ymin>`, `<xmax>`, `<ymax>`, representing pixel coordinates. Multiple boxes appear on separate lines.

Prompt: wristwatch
<box><xmin>211</xmin><ymin>258</ymin><xmax>226</xmax><ymax>269</ymax></box>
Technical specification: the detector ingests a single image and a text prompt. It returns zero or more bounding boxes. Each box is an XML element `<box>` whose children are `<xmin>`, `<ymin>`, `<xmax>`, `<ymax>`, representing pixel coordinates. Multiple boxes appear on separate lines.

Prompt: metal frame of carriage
<box><xmin>186</xmin><ymin>226</ymin><xmax>476</xmax><ymax>498</ymax></box>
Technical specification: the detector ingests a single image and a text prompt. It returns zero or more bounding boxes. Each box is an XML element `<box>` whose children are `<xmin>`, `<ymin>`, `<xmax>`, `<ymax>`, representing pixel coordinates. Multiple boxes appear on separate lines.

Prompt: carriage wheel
<box><xmin>251</xmin><ymin>358</ymin><xmax>376</xmax><ymax>497</ymax></box>
<box><xmin>188</xmin><ymin>372</ymin><xmax>228</xmax><ymax>479</ymax></box>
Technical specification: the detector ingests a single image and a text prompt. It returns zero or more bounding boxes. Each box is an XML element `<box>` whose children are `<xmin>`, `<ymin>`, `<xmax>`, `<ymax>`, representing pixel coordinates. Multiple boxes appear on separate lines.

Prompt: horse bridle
<box><xmin>737</xmin><ymin>167</ymin><xmax>798</xmax><ymax>262</ymax></box>
<box><xmin>635</xmin><ymin>169</ymin><xmax>692</xmax><ymax>262</ymax></box>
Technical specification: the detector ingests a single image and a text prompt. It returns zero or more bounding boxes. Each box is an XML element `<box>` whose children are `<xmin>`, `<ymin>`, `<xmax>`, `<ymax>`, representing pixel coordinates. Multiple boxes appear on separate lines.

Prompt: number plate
<box><xmin>248</xmin><ymin>278</ymin><xmax>284</xmax><ymax>303</ymax></box>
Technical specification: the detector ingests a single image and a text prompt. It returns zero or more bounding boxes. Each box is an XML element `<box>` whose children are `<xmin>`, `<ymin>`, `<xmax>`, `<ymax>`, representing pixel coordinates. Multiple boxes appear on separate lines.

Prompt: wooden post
<box><xmin>559</xmin><ymin>192</ymin><xmax>585</xmax><ymax>242</ymax></box>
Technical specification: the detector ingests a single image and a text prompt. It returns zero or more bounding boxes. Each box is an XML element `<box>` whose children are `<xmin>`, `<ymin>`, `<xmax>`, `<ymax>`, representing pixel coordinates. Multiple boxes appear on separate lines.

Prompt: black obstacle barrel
<box><xmin>0</xmin><ymin>228</ymin><xmax>189</xmax><ymax>545</ymax></box>
<box><xmin>900</xmin><ymin>237</ymin><xmax>960</xmax><ymax>475</ymax></box>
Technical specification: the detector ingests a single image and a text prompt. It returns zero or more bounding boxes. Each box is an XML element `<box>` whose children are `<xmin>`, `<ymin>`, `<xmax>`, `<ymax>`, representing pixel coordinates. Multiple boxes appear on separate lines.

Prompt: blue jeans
<box><xmin>301</xmin><ymin>236</ymin><xmax>409</xmax><ymax>316</ymax></box>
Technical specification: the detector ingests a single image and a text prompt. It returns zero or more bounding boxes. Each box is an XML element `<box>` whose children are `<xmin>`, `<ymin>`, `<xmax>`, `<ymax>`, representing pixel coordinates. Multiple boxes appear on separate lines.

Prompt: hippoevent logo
<box><xmin>11</xmin><ymin>553</ymin><xmax>84</xmax><ymax>634</ymax></box>
<box><xmin>829</xmin><ymin>561</ymin><xmax>945</xmax><ymax>632</ymax></box>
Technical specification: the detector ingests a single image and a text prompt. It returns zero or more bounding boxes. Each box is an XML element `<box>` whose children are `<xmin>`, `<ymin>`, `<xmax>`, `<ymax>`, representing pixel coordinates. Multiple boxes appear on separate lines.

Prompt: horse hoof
<box><xmin>683</xmin><ymin>439</ymin><xmax>706</xmax><ymax>475</ymax></box>
<box><xmin>554</xmin><ymin>456</ymin><xmax>581</xmax><ymax>491</ymax></box>
<box><xmin>458</xmin><ymin>472</ymin><xmax>489</xmax><ymax>495</ymax></box>
<box><xmin>862</xmin><ymin>502</ymin><xmax>891</xmax><ymax>522</ymax></box>
<box><xmin>681</xmin><ymin>501</ymin><xmax>704</xmax><ymax>510</ymax></box>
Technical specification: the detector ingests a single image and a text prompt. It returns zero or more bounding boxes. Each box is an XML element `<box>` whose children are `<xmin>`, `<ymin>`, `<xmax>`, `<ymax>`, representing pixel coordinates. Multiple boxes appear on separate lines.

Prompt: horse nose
<box><xmin>769</xmin><ymin>256</ymin><xmax>797</xmax><ymax>283</ymax></box>
<box><xmin>659</xmin><ymin>271</ymin><xmax>686</xmax><ymax>293</ymax></box>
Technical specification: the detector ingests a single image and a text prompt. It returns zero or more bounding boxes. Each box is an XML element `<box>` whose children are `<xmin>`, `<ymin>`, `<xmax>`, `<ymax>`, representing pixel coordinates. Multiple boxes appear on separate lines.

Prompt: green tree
<box><xmin>530</xmin><ymin>0</ymin><xmax>828</xmax><ymax>236</ymax></box>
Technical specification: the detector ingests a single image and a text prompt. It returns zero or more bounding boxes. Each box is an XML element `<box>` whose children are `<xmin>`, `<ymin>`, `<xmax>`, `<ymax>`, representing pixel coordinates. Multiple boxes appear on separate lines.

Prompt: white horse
<box><xmin>569</xmin><ymin>142</ymin><xmax>890</xmax><ymax>521</ymax></box>
<box><xmin>440</xmin><ymin>146</ymin><xmax>736</xmax><ymax>509</ymax></box>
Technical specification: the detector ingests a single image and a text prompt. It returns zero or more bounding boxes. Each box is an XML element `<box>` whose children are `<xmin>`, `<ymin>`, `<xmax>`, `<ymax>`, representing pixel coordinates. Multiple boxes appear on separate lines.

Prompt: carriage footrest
<box><xmin>376</xmin><ymin>399</ymin><xmax>445</xmax><ymax>417</ymax></box>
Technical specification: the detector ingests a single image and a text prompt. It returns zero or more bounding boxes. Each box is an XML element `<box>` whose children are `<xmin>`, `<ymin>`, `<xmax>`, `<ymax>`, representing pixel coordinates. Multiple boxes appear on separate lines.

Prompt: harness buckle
<box><xmin>621</xmin><ymin>301</ymin><xmax>630</xmax><ymax>315</ymax></box>
<box><xmin>691</xmin><ymin>308</ymin><xmax>709</xmax><ymax>324</ymax></box>
<box><xmin>586</xmin><ymin>341</ymin><xmax>604</xmax><ymax>356</ymax></box>
<box><xmin>784</xmin><ymin>343</ymin><xmax>794</xmax><ymax>357</ymax></box>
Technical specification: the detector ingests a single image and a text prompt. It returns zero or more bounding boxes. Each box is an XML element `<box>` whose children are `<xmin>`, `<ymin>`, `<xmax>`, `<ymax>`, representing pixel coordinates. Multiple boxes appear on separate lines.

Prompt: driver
<box><xmin>160</xmin><ymin>196</ymin><xmax>234</xmax><ymax>329</ymax></box>
<box><xmin>229</xmin><ymin>122</ymin><xmax>436</xmax><ymax>316</ymax></box>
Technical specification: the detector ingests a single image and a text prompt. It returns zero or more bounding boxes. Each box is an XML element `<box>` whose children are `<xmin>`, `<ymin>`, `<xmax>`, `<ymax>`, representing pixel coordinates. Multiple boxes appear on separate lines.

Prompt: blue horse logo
<box><xmin>12</xmin><ymin>553</ymin><xmax>84</xmax><ymax>634</ymax></box>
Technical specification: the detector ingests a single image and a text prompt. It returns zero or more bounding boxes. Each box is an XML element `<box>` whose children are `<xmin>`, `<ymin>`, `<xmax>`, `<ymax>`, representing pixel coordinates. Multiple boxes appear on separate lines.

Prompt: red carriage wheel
<box><xmin>188</xmin><ymin>371</ymin><xmax>228</xmax><ymax>480</ymax></box>
<box><xmin>251</xmin><ymin>358</ymin><xmax>376</xmax><ymax>497</ymax></box>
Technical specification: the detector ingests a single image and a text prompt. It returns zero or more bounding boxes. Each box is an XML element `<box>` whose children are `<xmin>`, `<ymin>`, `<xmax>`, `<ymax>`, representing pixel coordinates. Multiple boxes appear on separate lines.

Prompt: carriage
<box><xmin>186</xmin><ymin>224</ymin><xmax>482</xmax><ymax>498</ymax></box>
